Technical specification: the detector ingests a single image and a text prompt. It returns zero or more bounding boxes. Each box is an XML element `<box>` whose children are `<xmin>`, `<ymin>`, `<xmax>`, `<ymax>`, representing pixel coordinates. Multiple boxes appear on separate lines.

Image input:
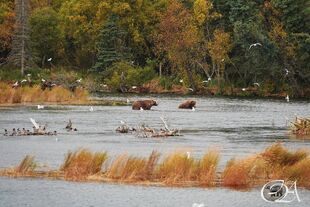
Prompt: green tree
<box><xmin>92</xmin><ymin>15</ymin><xmax>131</xmax><ymax>72</ymax></box>
<box><xmin>29</xmin><ymin>7</ymin><xmax>62</xmax><ymax>67</ymax></box>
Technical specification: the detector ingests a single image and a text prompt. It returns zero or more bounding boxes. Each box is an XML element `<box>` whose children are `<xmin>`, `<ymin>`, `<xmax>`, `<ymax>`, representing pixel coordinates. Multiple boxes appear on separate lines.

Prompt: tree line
<box><xmin>0</xmin><ymin>0</ymin><xmax>309</xmax><ymax>95</ymax></box>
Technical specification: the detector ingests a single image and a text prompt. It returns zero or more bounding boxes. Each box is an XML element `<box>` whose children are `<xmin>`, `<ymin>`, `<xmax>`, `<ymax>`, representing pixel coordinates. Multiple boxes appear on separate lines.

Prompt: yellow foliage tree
<box><xmin>207</xmin><ymin>29</ymin><xmax>232</xmax><ymax>86</ymax></box>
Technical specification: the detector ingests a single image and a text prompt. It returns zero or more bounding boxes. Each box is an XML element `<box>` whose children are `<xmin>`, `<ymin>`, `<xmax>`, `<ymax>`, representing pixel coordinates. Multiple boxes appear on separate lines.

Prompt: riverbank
<box><xmin>1</xmin><ymin>143</ymin><xmax>309</xmax><ymax>190</ymax></box>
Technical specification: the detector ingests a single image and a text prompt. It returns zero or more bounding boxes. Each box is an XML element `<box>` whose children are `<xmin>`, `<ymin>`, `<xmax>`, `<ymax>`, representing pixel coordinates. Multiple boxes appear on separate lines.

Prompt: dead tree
<box><xmin>5</xmin><ymin>0</ymin><xmax>34</xmax><ymax>75</ymax></box>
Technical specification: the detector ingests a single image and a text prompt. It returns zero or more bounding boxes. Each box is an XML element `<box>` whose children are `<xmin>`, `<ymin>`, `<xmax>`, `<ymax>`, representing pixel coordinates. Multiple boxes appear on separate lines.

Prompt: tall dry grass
<box><xmin>222</xmin><ymin>143</ymin><xmax>310</xmax><ymax>188</ymax></box>
<box><xmin>0</xmin><ymin>82</ymin><xmax>88</xmax><ymax>104</ymax></box>
<box><xmin>106</xmin><ymin>151</ymin><xmax>160</xmax><ymax>182</ymax></box>
<box><xmin>60</xmin><ymin>149</ymin><xmax>108</xmax><ymax>181</ymax></box>
<box><xmin>156</xmin><ymin>150</ymin><xmax>219</xmax><ymax>186</ymax></box>
<box><xmin>15</xmin><ymin>155</ymin><xmax>37</xmax><ymax>174</ymax></box>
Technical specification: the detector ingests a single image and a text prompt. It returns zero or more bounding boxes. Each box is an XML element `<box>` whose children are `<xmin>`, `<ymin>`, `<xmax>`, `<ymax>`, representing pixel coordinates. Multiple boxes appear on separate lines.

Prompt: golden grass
<box><xmin>0</xmin><ymin>82</ymin><xmax>88</xmax><ymax>104</ymax></box>
<box><xmin>60</xmin><ymin>149</ymin><xmax>108</xmax><ymax>181</ymax></box>
<box><xmin>290</xmin><ymin>117</ymin><xmax>310</xmax><ymax>137</ymax></box>
<box><xmin>1</xmin><ymin>144</ymin><xmax>309</xmax><ymax>189</ymax></box>
<box><xmin>223</xmin><ymin>143</ymin><xmax>310</xmax><ymax>188</ymax></box>
<box><xmin>106</xmin><ymin>151</ymin><xmax>160</xmax><ymax>182</ymax></box>
<box><xmin>156</xmin><ymin>150</ymin><xmax>219</xmax><ymax>186</ymax></box>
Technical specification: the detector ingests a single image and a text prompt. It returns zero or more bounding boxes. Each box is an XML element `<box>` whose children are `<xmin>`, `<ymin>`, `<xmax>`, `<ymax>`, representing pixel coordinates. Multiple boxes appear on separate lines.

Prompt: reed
<box><xmin>156</xmin><ymin>151</ymin><xmax>199</xmax><ymax>185</ymax></box>
<box><xmin>198</xmin><ymin>150</ymin><xmax>220</xmax><ymax>186</ymax></box>
<box><xmin>0</xmin><ymin>82</ymin><xmax>88</xmax><ymax>104</ymax></box>
<box><xmin>106</xmin><ymin>151</ymin><xmax>160</xmax><ymax>182</ymax></box>
<box><xmin>60</xmin><ymin>149</ymin><xmax>108</xmax><ymax>181</ymax></box>
<box><xmin>15</xmin><ymin>155</ymin><xmax>37</xmax><ymax>174</ymax></box>
<box><xmin>223</xmin><ymin>143</ymin><xmax>309</xmax><ymax>188</ymax></box>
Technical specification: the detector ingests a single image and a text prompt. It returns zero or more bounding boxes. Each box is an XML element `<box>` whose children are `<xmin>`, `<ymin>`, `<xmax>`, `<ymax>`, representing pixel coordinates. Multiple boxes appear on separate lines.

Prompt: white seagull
<box><xmin>285</xmin><ymin>95</ymin><xmax>290</xmax><ymax>102</ymax></box>
<box><xmin>285</xmin><ymin>68</ymin><xmax>290</xmax><ymax>76</ymax></box>
<box><xmin>140</xmin><ymin>107</ymin><xmax>144</xmax><ymax>111</ymax></box>
<box><xmin>89</xmin><ymin>106</ymin><xmax>94</xmax><ymax>112</ymax></box>
<box><xmin>76</xmin><ymin>78</ymin><xmax>82</xmax><ymax>83</ymax></box>
<box><xmin>132</xmin><ymin>86</ymin><xmax>137</xmax><ymax>89</ymax></box>
<box><xmin>126</xmin><ymin>99</ymin><xmax>130</xmax><ymax>104</ymax></box>
<box><xmin>37</xmin><ymin>105</ymin><xmax>44</xmax><ymax>110</ymax></box>
<box><xmin>186</xmin><ymin>151</ymin><xmax>191</xmax><ymax>159</ymax></box>
<box><xmin>249</xmin><ymin>43</ymin><xmax>262</xmax><ymax>50</ymax></box>
<box><xmin>192</xmin><ymin>107</ymin><xmax>196</xmax><ymax>111</ymax></box>
<box><xmin>188</xmin><ymin>88</ymin><xmax>194</xmax><ymax>92</ymax></box>
<box><xmin>47</xmin><ymin>58</ymin><xmax>52</xmax><ymax>62</ymax></box>
<box><xmin>242</xmin><ymin>88</ymin><xmax>247</xmax><ymax>91</ymax></box>
<box><xmin>41</xmin><ymin>78</ymin><xmax>46</xmax><ymax>82</ymax></box>
<box><xmin>179</xmin><ymin>79</ymin><xmax>184</xmax><ymax>83</ymax></box>
<box><xmin>21</xmin><ymin>79</ymin><xmax>27</xmax><ymax>83</ymax></box>
<box><xmin>12</xmin><ymin>81</ymin><xmax>19</xmax><ymax>87</ymax></box>
<box><xmin>254</xmin><ymin>82</ymin><xmax>260</xmax><ymax>87</ymax></box>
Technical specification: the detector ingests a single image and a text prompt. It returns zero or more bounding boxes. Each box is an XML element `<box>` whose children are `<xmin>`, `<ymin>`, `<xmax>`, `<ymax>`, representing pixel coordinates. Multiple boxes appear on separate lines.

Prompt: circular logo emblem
<box><xmin>261</xmin><ymin>180</ymin><xmax>288</xmax><ymax>202</ymax></box>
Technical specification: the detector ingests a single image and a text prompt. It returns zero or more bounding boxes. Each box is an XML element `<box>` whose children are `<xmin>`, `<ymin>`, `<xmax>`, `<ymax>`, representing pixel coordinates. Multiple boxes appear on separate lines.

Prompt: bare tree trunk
<box><xmin>159</xmin><ymin>62</ymin><xmax>162</xmax><ymax>77</ymax></box>
<box><xmin>6</xmin><ymin>0</ymin><xmax>34</xmax><ymax>75</ymax></box>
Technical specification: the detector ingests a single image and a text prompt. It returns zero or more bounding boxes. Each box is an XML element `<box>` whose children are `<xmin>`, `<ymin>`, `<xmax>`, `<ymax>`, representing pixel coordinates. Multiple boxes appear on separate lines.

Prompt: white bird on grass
<box><xmin>249</xmin><ymin>43</ymin><xmax>262</xmax><ymax>50</ymax></box>
<box><xmin>180</xmin><ymin>79</ymin><xmax>184</xmax><ymax>83</ymax></box>
<box><xmin>286</xmin><ymin>95</ymin><xmax>290</xmax><ymax>102</ymax></box>
<box><xmin>12</xmin><ymin>81</ymin><xmax>19</xmax><ymax>88</ymax></box>
<box><xmin>47</xmin><ymin>58</ymin><xmax>52</xmax><ymax>62</ymax></box>
<box><xmin>37</xmin><ymin>105</ymin><xmax>44</xmax><ymax>110</ymax></box>
<box><xmin>242</xmin><ymin>88</ymin><xmax>247</xmax><ymax>91</ymax></box>
<box><xmin>186</xmin><ymin>151</ymin><xmax>191</xmax><ymax>159</ymax></box>
<box><xmin>76</xmin><ymin>78</ymin><xmax>82</xmax><ymax>83</ymax></box>
<box><xmin>188</xmin><ymin>88</ymin><xmax>194</xmax><ymax>92</ymax></box>
<box><xmin>132</xmin><ymin>86</ymin><xmax>137</xmax><ymax>89</ymax></box>
<box><xmin>254</xmin><ymin>82</ymin><xmax>260</xmax><ymax>87</ymax></box>
<box><xmin>21</xmin><ymin>79</ymin><xmax>27</xmax><ymax>83</ymax></box>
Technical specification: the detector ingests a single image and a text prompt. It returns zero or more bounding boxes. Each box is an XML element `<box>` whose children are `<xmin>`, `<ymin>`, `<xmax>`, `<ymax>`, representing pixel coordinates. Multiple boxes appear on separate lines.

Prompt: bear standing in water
<box><xmin>179</xmin><ymin>100</ymin><xmax>196</xmax><ymax>109</ymax></box>
<box><xmin>132</xmin><ymin>100</ymin><xmax>158</xmax><ymax>110</ymax></box>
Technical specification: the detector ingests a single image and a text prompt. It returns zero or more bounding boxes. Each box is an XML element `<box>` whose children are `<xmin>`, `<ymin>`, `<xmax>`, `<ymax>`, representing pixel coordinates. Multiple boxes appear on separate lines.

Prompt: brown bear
<box><xmin>132</xmin><ymin>100</ymin><xmax>158</xmax><ymax>110</ymax></box>
<box><xmin>178</xmin><ymin>100</ymin><xmax>196</xmax><ymax>109</ymax></box>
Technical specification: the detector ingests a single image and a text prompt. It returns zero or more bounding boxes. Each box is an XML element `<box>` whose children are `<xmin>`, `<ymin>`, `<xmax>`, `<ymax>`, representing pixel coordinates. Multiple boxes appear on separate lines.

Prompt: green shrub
<box><xmin>104</xmin><ymin>61</ymin><xmax>157</xmax><ymax>89</ymax></box>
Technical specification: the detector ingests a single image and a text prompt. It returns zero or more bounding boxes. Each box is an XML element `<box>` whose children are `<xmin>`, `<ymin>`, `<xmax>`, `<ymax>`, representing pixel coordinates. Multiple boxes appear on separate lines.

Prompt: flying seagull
<box><xmin>285</xmin><ymin>68</ymin><xmax>290</xmax><ymax>76</ymax></box>
<box><xmin>30</xmin><ymin>118</ymin><xmax>39</xmax><ymax>130</ymax></box>
<box><xmin>249</xmin><ymin>43</ymin><xmax>262</xmax><ymax>50</ymax></box>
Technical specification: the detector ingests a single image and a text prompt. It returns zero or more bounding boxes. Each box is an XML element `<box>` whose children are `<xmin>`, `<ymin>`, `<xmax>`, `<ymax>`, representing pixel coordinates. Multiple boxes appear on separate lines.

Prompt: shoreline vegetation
<box><xmin>1</xmin><ymin>81</ymin><xmax>308</xmax><ymax>107</ymax></box>
<box><xmin>1</xmin><ymin>143</ymin><xmax>309</xmax><ymax>190</ymax></box>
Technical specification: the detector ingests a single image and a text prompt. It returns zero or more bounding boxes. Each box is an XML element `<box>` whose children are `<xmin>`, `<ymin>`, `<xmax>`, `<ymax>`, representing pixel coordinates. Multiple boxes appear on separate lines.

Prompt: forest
<box><xmin>0</xmin><ymin>0</ymin><xmax>309</xmax><ymax>97</ymax></box>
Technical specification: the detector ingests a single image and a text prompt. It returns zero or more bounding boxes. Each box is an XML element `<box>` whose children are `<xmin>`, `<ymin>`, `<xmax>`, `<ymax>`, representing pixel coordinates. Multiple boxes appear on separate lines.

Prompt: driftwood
<box><xmin>290</xmin><ymin>117</ymin><xmax>310</xmax><ymax>136</ymax></box>
<box><xmin>116</xmin><ymin>118</ymin><xmax>181</xmax><ymax>138</ymax></box>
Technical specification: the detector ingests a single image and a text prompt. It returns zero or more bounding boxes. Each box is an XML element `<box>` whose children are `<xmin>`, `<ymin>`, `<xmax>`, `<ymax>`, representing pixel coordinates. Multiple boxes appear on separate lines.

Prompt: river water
<box><xmin>0</xmin><ymin>95</ymin><xmax>310</xmax><ymax>206</ymax></box>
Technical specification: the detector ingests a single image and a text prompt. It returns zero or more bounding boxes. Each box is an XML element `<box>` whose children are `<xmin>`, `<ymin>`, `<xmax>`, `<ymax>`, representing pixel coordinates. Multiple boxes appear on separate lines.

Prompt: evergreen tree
<box><xmin>92</xmin><ymin>15</ymin><xmax>131</xmax><ymax>72</ymax></box>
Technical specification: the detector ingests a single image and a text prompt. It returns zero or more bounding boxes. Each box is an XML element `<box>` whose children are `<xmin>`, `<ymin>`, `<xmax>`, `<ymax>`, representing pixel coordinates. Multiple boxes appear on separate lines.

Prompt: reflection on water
<box><xmin>0</xmin><ymin>95</ymin><xmax>310</xmax><ymax>206</ymax></box>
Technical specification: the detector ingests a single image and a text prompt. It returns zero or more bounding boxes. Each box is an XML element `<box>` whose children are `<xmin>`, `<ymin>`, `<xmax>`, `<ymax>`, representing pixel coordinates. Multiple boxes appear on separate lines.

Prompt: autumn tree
<box><xmin>0</xmin><ymin>1</ymin><xmax>14</xmax><ymax>63</ymax></box>
<box><xmin>155</xmin><ymin>0</ymin><xmax>199</xmax><ymax>90</ymax></box>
